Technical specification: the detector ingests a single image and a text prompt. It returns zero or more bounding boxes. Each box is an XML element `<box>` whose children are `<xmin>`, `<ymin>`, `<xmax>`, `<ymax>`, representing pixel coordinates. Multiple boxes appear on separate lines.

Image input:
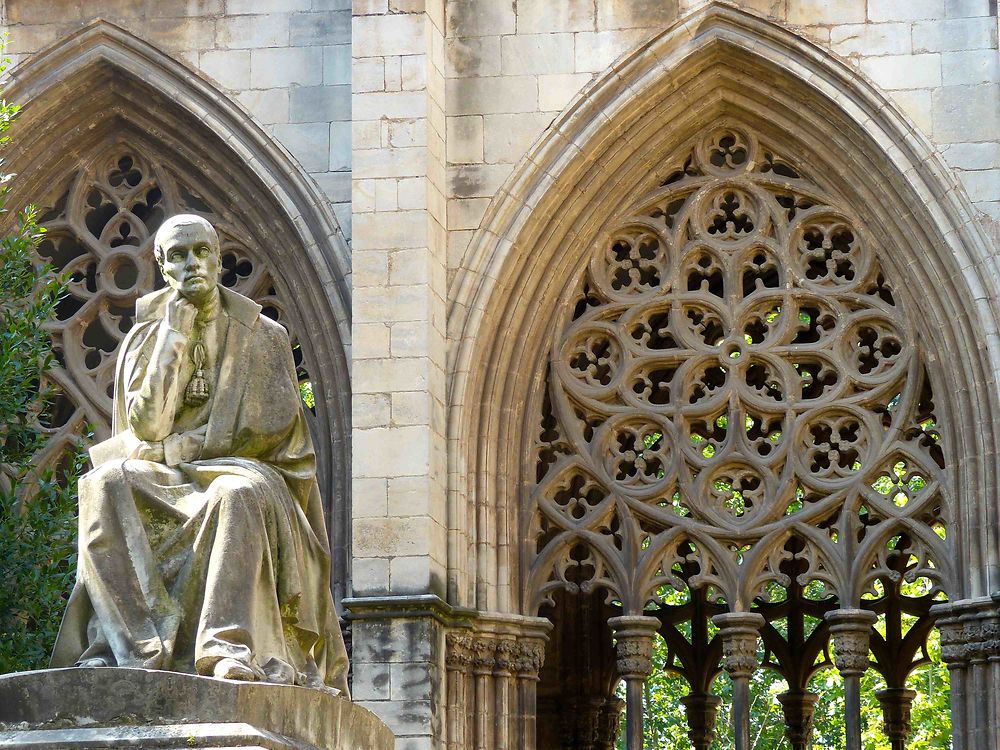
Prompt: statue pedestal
<box><xmin>0</xmin><ymin>668</ymin><xmax>394</xmax><ymax>750</ymax></box>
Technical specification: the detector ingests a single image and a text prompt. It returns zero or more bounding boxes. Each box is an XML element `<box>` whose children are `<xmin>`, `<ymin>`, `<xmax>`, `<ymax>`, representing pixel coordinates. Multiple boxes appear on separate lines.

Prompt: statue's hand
<box><xmin>163</xmin><ymin>430</ymin><xmax>206</xmax><ymax>467</ymax></box>
<box><xmin>165</xmin><ymin>292</ymin><xmax>198</xmax><ymax>336</ymax></box>
<box><xmin>134</xmin><ymin>440</ymin><xmax>165</xmax><ymax>463</ymax></box>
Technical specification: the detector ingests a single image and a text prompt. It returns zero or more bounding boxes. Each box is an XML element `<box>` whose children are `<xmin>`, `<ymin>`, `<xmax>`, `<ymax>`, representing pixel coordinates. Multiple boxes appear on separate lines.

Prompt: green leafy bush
<box><xmin>0</xmin><ymin>90</ymin><xmax>84</xmax><ymax>673</ymax></box>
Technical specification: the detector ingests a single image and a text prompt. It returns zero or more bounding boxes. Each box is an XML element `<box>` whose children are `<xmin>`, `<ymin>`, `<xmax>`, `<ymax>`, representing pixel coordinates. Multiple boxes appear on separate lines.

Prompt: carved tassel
<box><xmin>184</xmin><ymin>333</ymin><xmax>210</xmax><ymax>407</ymax></box>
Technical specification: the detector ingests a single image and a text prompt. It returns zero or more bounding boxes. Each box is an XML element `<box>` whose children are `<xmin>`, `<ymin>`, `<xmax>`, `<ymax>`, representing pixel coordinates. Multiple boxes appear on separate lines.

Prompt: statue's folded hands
<box><xmin>51</xmin><ymin>215</ymin><xmax>350</xmax><ymax>694</ymax></box>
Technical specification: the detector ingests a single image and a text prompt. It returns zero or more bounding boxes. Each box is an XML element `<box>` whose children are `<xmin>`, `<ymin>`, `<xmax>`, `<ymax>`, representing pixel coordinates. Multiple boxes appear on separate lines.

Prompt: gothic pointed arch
<box><xmin>5</xmin><ymin>20</ymin><xmax>354</xmax><ymax>601</ymax></box>
<box><xmin>445</xmin><ymin>3</ymin><xmax>1000</xmax><ymax>747</ymax></box>
<box><xmin>448</xmin><ymin>0</ymin><xmax>1000</xmax><ymax>616</ymax></box>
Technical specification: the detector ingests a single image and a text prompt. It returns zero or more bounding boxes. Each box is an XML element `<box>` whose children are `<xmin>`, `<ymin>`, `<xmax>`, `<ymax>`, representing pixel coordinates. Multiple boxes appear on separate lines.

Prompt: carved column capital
<box><xmin>471</xmin><ymin>635</ymin><xmax>497</xmax><ymax>675</ymax></box>
<box><xmin>934</xmin><ymin>599</ymin><xmax>1000</xmax><ymax>665</ymax></box>
<box><xmin>595</xmin><ymin>697</ymin><xmax>626</xmax><ymax>750</ymax></box>
<box><xmin>712</xmin><ymin>612</ymin><xmax>765</xmax><ymax>679</ymax></box>
<box><xmin>776</xmin><ymin>690</ymin><xmax>819</xmax><ymax>750</ymax></box>
<box><xmin>680</xmin><ymin>693</ymin><xmax>722</xmax><ymax>750</ymax></box>
<box><xmin>876</xmin><ymin>687</ymin><xmax>916</xmax><ymax>746</ymax></box>
<box><xmin>825</xmin><ymin>609</ymin><xmax>877</xmax><ymax>676</ymax></box>
<box><xmin>445</xmin><ymin>631</ymin><xmax>474</xmax><ymax>671</ymax></box>
<box><xmin>607</xmin><ymin>615</ymin><xmax>660</xmax><ymax>679</ymax></box>
<box><xmin>494</xmin><ymin>638</ymin><xmax>517</xmax><ymax>675</ymax></box>
<box><xmin>512</xmin><ymin>639</ymin><xmax>546</xmax><ymax>679</ymax></box>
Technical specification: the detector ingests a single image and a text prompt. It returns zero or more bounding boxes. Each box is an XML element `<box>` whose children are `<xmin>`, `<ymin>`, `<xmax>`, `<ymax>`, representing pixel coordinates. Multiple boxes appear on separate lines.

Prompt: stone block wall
<box><xmin>0</xmin><ymin>0</ymin><xmax>354</xmax><ymax>237</ymax></box>
<box><xmin>0</xmin><ymin>0</ymin><xmax>997</xmax><ymax>747</ymax></box>
<box><xmin>441</xmin><ymin>0</ymin><xmax>998</xmax><ymax>286</ymax></box>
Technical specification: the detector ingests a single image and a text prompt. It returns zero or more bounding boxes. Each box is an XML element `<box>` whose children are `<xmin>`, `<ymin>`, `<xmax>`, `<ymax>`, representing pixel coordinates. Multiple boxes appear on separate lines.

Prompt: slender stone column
<box><xmin>576</xmin><ymin>698</ymin><xmax>603</xmax><ymax>750</ymax></box>
<box><xmin>875</xmin><ymin>687</ymin><xmax>916</xmax><ymax>750</ymax></box>
<box><xmin>595</xmin><ymin>697</ymin><xmax>626</xmax><ymax>750</ymax></box>
<box><xmin>512</xmin><ymin>640</ymin><xmax>545</xmax><ymax>750</ymax></box>
<box><xmin>680</xmin><ymin>693</ymin><xmax>722</xmax><ymax>750</ymax></box>
<box><xmin>608</xmin><ymin>615</ymin><xmax>661</xmax><ymax>750</ymax></box>
<box><xmin>776</xmin><ymin>690</ymin><xmax>819</xmax><ymax>750</ymax></box>
<box><xmin>493</xmin><ymin>639</ymin><xmax>516</xmax><ymax>750</ymax></box>
<box><xmin>713</xmin><ymin>612</ymin><xmax>765</xmax><ymax>750</ymax></box>
<box><xmin>472</xmin><ymin>636</ymin><xmax>497</xmax><ymax>750</ymax></box>
<box><xmin>445</xmin><ymin>632</ymin><xmax>473</xmax><ymax>750</ymax></box>
<box><xmin>936</xmin><ymin>607</ymin><xmax>970</xmax><ymax>749</ymax></box>
<box><xmin>825</xmin><ymin>609</ymin><xmax>878</xmax><ymax>750</ymax></box>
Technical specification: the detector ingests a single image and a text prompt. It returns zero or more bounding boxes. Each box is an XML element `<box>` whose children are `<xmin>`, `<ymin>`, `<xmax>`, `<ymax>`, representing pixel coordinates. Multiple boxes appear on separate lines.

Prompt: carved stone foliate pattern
<box><xmin>776</xmin><ymin>691</ymin><xmax>819</xmax><ymax>750</ymax></box>
<box><xmin>608</xmin><ymin>616</ymin><xmax>659</xmax><ymax>679</ymax></box>
<box><xmin>714</xmin><ymin>612</ymin><xmax>765</xmax><ymax>679</ymax></box>
<box><xmin>829</xmin><ymin>630</ymin><xmax>873</xmax><ymax>676</ymax></box>
<box><xmin>513</xmin><ymin>641</ymin><xmax>546</xmax><ymax>678</ymax></box>
<box><xmin>680</xmin><ymin>694</ymin><xmax>722</xmax><ymax>750</ymax></box>
<box><xmin>494</xmin><ymin>639</ymin><xmax>517</xmax><ymax>674</ymax></box>
<box><xmin>450</xmin><ymin>631</ymin><xmax>547</xmax><ymax>678</ymax></box>
<box><xmin>612</xmin><ymin>637</ymin><xmax>653</xmax><ymax>680</ymax></box>
<box><xmin>597</xmin><ymin>698</ymin><xmax>626</xmax><ymax>750</ymax></box>
<box><xmin>875</xmin><ymin>688</ymin><xmax>916</xmax><ymax>745</ymax></box>
<box><xmin>35</xmin><ymin>147</ymin><xmax>303</xmax><ymax>464</ymax></box>
<box><xmin>445</xmin><ymin>632</ymin><xmax>474</xmax><ymax>670</ymax></box>
<box><xmin>525</xmin><ymin>125</ymin><xmax>952</xmax><ymax>614</ymax></box>
<box><xmin>937</xmin><ymin>604</ymin><xmax>1000</xmax><ymax>664</ymax></box>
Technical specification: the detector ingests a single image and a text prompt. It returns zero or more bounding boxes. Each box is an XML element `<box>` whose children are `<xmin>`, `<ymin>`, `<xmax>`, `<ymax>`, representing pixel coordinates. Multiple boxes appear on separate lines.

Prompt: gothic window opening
<box><xmin>524</xmin><ymin>126</ymin><xmax>954</xmax><ymax>749</ymax></box>
<box><xmin>34</xmin><ymin>145</ymin><xmax>312</xmax><ymax>474</ymax></box>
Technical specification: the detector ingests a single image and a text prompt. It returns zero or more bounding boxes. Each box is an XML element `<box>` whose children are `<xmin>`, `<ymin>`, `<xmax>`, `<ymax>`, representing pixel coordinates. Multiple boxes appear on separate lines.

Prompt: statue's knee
<box><xmin>83</xmin><ymin>458</ymin><xmax>128</xmax><ymax>488</ymax></box>
<box><xmin>78</xmin><ymin>459</ymin><xmax>133</xmax><ymax>531</ymax></box>
<box><xmin>210</xmin><ymin>475</ymin><xmax>263</xmax><ymax>517</ymax></box>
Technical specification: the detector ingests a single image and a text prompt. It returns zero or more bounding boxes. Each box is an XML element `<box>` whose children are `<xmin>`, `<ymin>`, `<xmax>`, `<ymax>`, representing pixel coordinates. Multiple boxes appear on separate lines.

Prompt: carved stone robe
<box><xmin>52</xmin><ymin>285</ymin><xmax>350</xmax><ymax>694</ymax></box>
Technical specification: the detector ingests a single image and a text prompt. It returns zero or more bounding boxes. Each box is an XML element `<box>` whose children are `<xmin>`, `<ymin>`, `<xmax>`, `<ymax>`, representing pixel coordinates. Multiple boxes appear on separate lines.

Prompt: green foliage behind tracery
<box><xmin>0</xmin><ymin>79</ymin><xmax>85</xmax><ymax>674</ymax></box>
<box><xmin>616</xmin><ymin>628</ymin><xmax>951</xmax><ymax>749</ymax></box>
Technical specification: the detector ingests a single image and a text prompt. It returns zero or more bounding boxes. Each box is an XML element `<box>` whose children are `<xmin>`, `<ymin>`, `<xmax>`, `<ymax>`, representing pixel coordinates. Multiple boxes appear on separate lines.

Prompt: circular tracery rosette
<box><xmin>527</xmin><ymin>124</ymin><xmax>951</xmax><ymax>612</ymax></box>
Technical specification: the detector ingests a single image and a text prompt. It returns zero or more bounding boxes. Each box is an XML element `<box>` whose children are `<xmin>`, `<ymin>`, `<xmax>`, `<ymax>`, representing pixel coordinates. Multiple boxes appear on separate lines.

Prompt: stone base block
<box><xmin>0</xmin><ymin>668</ymin><xmax>394</xmax><ymax>750</ymax></box>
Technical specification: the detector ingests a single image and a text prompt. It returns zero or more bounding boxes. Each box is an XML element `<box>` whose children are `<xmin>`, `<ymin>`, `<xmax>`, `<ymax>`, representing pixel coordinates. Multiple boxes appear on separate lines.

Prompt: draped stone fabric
<box><xmin>51</xmin><ymin>284</ymin><xmax>350</xmax><ymax>694</ymax></box>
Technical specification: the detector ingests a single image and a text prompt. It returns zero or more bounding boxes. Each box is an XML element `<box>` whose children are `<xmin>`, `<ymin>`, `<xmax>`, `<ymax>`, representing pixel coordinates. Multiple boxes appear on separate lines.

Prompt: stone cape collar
<box><xmin>105</xmin><ymin>283</ymin><xmax>264</xmax><ymax>452</ymax></box>
<box><xmin>135</xmin><ymin>284</ymin><xmax>262</xmax><ymax>328</ymax></box>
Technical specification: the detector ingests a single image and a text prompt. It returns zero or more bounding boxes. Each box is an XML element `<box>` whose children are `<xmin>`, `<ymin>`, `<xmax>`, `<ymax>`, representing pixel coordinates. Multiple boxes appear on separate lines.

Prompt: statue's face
<box><xmin>157</xmin><ymin>223</ymin><xmax>221</xmax><ymax>305</ymax></box>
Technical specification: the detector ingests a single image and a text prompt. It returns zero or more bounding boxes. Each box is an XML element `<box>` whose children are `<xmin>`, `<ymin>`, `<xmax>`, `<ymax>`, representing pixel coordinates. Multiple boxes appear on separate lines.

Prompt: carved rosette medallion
<box><xmin>525</xmin><ymin>124</ymin><xmax>951</xmax><ymax>617</ymax></box>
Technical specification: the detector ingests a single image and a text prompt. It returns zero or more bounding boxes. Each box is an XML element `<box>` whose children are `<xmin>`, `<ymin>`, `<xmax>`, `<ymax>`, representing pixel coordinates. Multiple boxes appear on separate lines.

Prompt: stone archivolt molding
<box><xmin>3</xmin><ymin>21</ymin><xmax>353</xmax><ymax>599</ymax></box>
<box><xmin>524</xmin><ymin>126</ymin><xmax>954</xmax><ymax>616</ymax></box>
<box><xmin>447</xmin><ymin>1</ymin><xmax>1000</xmax><ymax>619</ymax></box>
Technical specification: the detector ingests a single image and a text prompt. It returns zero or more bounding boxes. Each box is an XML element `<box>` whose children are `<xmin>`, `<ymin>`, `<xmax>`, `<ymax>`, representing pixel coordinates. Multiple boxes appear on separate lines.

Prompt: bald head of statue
<box><xmin>153</xmin><ymin>214</ymin><xmax>222</xmax><ymax>307</ymax></box>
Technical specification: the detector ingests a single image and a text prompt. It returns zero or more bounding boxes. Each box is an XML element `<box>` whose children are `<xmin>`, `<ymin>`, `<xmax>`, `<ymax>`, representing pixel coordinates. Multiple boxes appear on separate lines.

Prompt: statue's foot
<box><xmin>213</xmin><ymin>657</ymin><xmax>261</xmax><ymax>681</ymax></box>
<box><xmin>77</xmin><ymin>657</ymin><xmax>109</xmax><ymax>668</ymax></box>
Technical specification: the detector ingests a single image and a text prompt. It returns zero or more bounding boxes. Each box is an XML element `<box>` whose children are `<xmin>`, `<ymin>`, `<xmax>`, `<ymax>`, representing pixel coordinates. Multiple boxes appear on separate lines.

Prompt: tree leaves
<box><xmin>0</xmin><ymin>69</ymin><xmax>86</xmax><ymax>673</ymax></box>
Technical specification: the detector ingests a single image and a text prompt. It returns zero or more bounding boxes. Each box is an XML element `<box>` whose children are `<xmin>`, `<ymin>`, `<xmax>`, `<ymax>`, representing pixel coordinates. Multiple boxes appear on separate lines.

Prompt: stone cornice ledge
<box><xmin>343</xmin><ymin>595</ymin><xmax>553</xmax><ymax>638</ymax></box>
<box><xmin>343</xmin><ymin>594</ymin><xmax>478</xmax><ymax>627</ymax></box>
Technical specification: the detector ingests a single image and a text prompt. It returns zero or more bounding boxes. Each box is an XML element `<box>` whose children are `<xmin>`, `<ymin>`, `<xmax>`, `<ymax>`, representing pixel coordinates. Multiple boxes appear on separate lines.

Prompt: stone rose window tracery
<box><xmin>36</xmin><ymin>146</ymin><xmax>304</xmax><ymax>467</ymax></box>
<box><xmin>525</xmin><ymin>125</ymin><xmax>954</xmax><ymax>749</ymax></box>
<box><xmin>527</xmin><ymin>127</ymin><xmax>951</xmax><ymax>613</ymax></box>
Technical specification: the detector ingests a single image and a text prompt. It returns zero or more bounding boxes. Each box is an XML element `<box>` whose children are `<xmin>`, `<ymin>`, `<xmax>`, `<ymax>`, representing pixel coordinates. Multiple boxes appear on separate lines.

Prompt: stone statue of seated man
<box><xmin>51</xmin><ymin>214</ymin><xmax>350</xmax><ymax>693</ymax></box>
